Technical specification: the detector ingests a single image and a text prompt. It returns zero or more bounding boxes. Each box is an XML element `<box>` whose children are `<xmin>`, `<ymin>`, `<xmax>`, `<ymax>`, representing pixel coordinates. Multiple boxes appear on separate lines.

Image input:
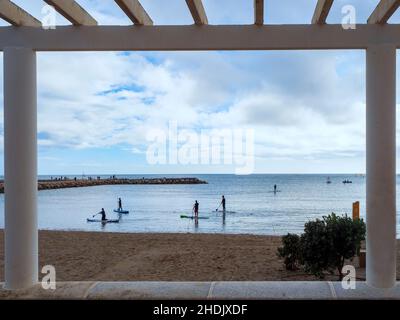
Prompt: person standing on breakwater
<box><xmin>193</xmin><ymin>201</ymin><xmax>199</xmax><ymax>218</ymax></box>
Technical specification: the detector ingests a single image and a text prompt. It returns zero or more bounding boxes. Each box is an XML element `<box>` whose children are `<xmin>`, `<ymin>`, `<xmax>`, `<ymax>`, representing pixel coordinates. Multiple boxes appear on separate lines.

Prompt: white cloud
<box><xmin>28</xmin><ymin>49</ymin><xmax>368</xmax><ymax>168</ymax></box>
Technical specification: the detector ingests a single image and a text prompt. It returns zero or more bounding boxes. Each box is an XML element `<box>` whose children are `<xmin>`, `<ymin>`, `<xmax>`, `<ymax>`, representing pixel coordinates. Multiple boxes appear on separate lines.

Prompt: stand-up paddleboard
<box><xmin>87</xmin><ymin>218</ymin><xmax>120</xmax><ymax>223</ymax></box>
<box><xmin>267</xmin><ymin>190</ymin><xmax>282</xmax><ymax>193</ymax></box>
<box><xmin>215</xmin><ymin>210</ymin><xmax>236</xmax><ymax>214</ymax></box>
<box><xmin>180</xmin><ymin>215</ymin><xmax>209</xmax><ymax>220</ymax></box>
<box><xmin>113</xmin><ymin>209</ymin><xmax>129</xmax><ymax>214</ymax></box>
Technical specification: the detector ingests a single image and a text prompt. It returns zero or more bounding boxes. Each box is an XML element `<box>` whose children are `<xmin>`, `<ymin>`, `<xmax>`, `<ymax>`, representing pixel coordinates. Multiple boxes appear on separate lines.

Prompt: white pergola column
<box><xmin>3</xmin><ymin>47</ymin><xmax>38</xmax><ymax>290</ymax></box>
<box><xmin>366</xmin><ymin>44</ymin><xmax>397</xmax><ymax>288</ymax></box>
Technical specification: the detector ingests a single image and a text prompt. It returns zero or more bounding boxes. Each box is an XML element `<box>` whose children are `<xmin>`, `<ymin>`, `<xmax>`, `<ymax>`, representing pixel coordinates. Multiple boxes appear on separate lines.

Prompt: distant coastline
<box><xmin>0</xmin><ymin>177</ymin><xmax>207</xmax><ymax>193</ymax></box>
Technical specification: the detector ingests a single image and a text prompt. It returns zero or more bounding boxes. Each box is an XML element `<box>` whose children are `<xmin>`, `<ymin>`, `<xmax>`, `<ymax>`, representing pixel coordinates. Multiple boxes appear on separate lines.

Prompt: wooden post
<box><xmin>352</xmin><ymin>201</ymin><xmax>360</xmax><ymax>220</ymax></box>
<box><xmin>352</xmin><ymin>201</ymin><xmax>366</xmax><ymax>268</ymax></box>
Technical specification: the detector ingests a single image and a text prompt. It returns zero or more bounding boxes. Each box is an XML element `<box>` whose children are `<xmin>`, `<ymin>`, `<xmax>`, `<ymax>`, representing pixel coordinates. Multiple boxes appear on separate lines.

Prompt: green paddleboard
<box><xmin>180</xmin><ymin>215</ymin><xmax>209</xmax><ymax>220</ymax></box>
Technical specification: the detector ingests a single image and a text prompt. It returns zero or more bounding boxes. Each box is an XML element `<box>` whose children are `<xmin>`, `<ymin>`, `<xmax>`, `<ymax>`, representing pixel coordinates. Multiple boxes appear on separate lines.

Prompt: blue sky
<box><xmin>0</xmin><ymin>0</ymin><xmax>399</xmax><ymax>175</ymax></box>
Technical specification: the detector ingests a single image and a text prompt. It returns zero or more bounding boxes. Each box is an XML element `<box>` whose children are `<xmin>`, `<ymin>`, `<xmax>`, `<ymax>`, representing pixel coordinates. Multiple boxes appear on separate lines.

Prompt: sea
<box><xmin>0</xmin><ymin>174</ymin><xmax>398</xmax><ymax>238</ymax></box>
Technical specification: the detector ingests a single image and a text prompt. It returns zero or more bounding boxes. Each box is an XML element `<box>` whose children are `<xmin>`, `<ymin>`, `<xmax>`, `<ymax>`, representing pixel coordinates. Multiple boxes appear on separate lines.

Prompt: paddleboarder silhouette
<box><xmin>193</xmin><ymin>200</ymin><xmax>199</xmax><ymax>218</ymax></box>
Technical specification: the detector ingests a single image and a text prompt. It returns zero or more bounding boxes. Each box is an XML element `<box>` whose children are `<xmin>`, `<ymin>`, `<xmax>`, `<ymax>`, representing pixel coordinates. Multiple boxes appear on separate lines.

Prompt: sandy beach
<box><xmin>0</xmin><ymin>230</ymin><xmax>399</xmax><ymax>282</ymax></box>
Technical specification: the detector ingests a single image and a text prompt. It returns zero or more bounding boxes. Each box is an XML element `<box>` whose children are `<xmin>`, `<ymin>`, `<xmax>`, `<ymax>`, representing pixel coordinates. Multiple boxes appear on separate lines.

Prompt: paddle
<box><xmin>191</xmin><ymin>207</ymin><xmax>198</xmax><ymax>219</ymax></box>
<box><xmin>92</xmin><ymin>211</ymin><xmax>105</xmax><ymax>218</ymax></box>
<box><xmin>215</xmin><ymin>203</ymin><xmax>221</xmax><ymax>211</ymax></box>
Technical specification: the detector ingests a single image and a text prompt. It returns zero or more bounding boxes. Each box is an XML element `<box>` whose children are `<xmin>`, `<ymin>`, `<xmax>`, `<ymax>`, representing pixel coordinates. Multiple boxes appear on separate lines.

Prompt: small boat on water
<box><xmin>342</xmin><ymin>180</ymin><xmax>353</xmax><ymax>184</ymax></box>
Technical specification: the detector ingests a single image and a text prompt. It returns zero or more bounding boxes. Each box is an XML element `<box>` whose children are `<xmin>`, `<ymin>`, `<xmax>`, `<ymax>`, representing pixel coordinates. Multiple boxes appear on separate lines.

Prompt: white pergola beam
<box><xmin>254</xmin><ymin>0</ymin><xmax>264</xmax><ymax>25</ymax></box>
<box><xmin>115</xmin><ymin>0</ymin><xmax>153</xmax><ymax>26</ymax></box>
<box><xmin>185</xmin><ymin>0</ymin><xmax>208</xmax><ymax>25</ymax></box>
<box><xmin>0</xmin><ymin>0</ymin><xmax>41</xmax><ymax>27</ymax></box>
<box><xmin>1</xmin><ymin>25</ymin><xmax>400</xmax><ymax>51</ymax></box>
<box><xmin>312</xmin><ymin>0</ymin><xmax>334</xmax><ymax>24</ymax></box>
<box><xmin>368</xmin><ymin>0</ymin><xmax>400</xmax><ymax>24</ymax></box>
<box><xmin>44</xmin><ymin>0</ymin><xmax>97</xmax><ymax>26</ymax></box>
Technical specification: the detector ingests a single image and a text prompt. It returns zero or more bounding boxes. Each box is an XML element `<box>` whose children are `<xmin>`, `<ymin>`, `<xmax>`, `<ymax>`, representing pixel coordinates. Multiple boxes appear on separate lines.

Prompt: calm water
<box><xmin>0</xmin><ymin>174</ymin><xmax>399</xmax><ymax>237</ymax></box>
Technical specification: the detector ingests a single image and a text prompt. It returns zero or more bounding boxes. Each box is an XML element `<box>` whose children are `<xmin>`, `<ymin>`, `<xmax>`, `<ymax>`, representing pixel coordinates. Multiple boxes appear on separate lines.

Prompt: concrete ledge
<box><xmin>210</xmin><ymin>281</ymin><xmax>333</xmax><ymax>300</ymax></box>
<box><xmin>0</xmin><ymin>282</ymin><xmax>96</xmax><ymax>300</ymax></box>
<box><xmin>331</xmin><ymin>281</ymin><xmax>400</xmax><ymax>300</ymax></box>
<box><xmin>1</xmin><ymin>281</ymin><xmax>399</xmax><ymax>300</ymax></box>
<box><xmin>87</xmin><ymin>282</ymin><xmax>212</xmax><ymax>300</ymax></box>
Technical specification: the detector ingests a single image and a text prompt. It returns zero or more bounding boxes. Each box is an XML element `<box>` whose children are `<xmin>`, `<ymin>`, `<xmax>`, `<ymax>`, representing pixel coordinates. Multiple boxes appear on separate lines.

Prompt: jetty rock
<box><xmin>0</xmin><ymin>177</ymin><xmax>207</xmax><ymax>193</ymax></box>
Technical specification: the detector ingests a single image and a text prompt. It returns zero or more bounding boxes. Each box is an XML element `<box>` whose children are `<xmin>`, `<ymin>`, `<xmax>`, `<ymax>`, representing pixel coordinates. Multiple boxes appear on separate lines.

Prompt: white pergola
<box><xmin>1</xmin><ymin>0</ymin><xmax>399</xmax><ymax>290</ymax></box>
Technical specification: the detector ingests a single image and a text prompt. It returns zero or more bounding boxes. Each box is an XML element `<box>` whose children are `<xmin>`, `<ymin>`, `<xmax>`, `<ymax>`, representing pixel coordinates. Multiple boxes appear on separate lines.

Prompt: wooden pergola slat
<box><xmin>368</xmin><ymin>0</ymin><xmax>400</xmax><ymax>24</ymax></box>
<box><xmin>115</xmin><ymin>0</ymin><xmax>153</xmax><ymax>26</ymax></box>
<box><xmin>254</xmin><ymin>0</ymin><xmax>264</xmax><ymax>25</ymax></box>
<box><xmin>185</xmin><ymin>0</ymin><xmax>208</xmax><ymax>25</ymax></box>
<box><xmin>0</xmin><ymin>0</ymin><xmax>41</xmax><ymax>27</ymax></box>
<box><xmin>44</xmin><ymin>0</ymin><xmax>97</xmax><ymax>26</ymax></box>
<box><xmin>312</xmin><ymin>0</ymin><xmax>334</xmax><ymax>24</ymax></box>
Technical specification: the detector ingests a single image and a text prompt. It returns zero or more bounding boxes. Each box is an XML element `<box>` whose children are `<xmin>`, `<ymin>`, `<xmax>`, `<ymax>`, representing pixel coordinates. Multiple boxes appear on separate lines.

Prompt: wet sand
<box><xmin>0</xmin><ymin>230</ymin><xmax>399</xmax><ymax>281</ymax></box>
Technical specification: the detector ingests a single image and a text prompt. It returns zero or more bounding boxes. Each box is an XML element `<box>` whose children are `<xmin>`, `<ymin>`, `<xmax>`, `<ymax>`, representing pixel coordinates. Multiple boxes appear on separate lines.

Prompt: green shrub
<box><xmin>300</xmin><ymin>218</ymin><xmax>333</xmax><ymax>279</ymax></box>
<box><xmin>323</xmin><ymin>213</ymin><xmax>366</xmax><ymax>280</ymax></box>
<box><xmin>277</xmin><ymin>233</ymin><xmax>302</xmax><ymax>270</ymax></box>
<box><xmin>277</xmin><ymin>213</ymin><xmax>366</xmax><ymax>280</ymax></box>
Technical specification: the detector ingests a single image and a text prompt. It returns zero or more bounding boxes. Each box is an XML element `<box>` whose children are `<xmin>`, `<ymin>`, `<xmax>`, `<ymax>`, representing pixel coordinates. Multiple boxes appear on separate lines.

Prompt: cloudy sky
<box><xmin>0</xmin><ymin>0</ymin><xmax>399</xmax><ymax>175</ymax></box>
